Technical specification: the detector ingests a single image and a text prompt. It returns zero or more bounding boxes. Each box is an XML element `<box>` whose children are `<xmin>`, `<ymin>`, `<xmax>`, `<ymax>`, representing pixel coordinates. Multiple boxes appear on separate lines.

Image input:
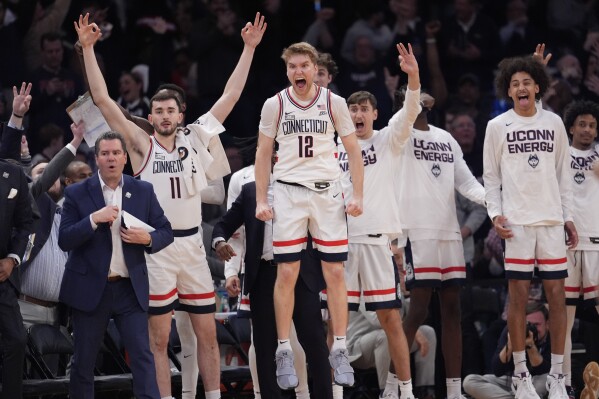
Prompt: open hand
<box><xmin>397</xmin><ymin>43</ymin><xmax>419</xmax><ymax>76</ymax></box>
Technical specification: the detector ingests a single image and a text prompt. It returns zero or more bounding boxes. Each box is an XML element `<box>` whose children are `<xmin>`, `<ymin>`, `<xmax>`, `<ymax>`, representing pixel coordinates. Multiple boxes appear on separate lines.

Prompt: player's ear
<box><xmin>373</xmin><ymin>109</ymin><xmax>378</xmax><ymax>121</ymax></box>
<box><xmin>148</xmin><ymin>114</ymin><xmax>153</xmax><ymax>123</ymax></box>
<box><xmin>177</xmin><ymin>112</ymin><xmax>183</xmax><ymax>124</ymax></box>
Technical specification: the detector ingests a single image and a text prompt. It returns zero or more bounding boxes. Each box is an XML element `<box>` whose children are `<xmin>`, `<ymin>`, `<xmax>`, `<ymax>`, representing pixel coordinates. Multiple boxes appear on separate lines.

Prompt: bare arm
<box><xmin>75</xmin><ymin>14</ymin><xmax>150</xmax><ymax>170</ymax></box>
<box><xmin>254</xmin><ymin>132</ymin><xmax>274</xmax><ymax>221</ymax></box>
<box><xmin>210</xmin><ymin>12</ymin><xmax>267</xmax><ymax>124</ymax></box>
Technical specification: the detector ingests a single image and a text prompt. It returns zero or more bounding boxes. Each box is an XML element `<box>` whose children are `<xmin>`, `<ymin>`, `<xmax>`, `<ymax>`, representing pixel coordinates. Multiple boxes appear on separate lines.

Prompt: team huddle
<box><xmin>3</xmin><ymin>9</ymin><xmax>596</xmax><ymax>399</ymax></box>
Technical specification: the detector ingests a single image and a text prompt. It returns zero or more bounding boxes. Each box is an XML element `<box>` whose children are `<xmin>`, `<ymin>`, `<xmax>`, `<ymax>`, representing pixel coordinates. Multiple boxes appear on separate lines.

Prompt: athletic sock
<box><xmin>277</xmin><ymin>339</ymin><xmax>292</xmax><ymax>352</ymax></box>
<box><xmin>550</xmin><ymin>353</ymin><xmax>564</xmax><ymax>375</ymax></box>
<box><xmin>446</xmin><ymin>377</ymin><xmax>461</xmax><ymax>398</ymax></box>
<box><xmin>513</xmin><ymin>350</ymin><xmax>528</xmax><ymax>375</ymax></box>
<box><xmin>331</xmin><ymin>335</ymin><xmax>347</xmax><ymax>351</ymax></box>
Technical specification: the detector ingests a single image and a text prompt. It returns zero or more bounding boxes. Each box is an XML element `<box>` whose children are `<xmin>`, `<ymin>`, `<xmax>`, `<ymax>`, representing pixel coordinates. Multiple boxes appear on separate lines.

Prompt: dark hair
<box><xmin>94</xmin><ymin>131</ymin><xmax>127</xmax><ymax>155</ymax></box>
<box><xmin>156</xmin><ymin>83</ymin><xmax>187</xmax><ymax>105</ymax></box>
<box><xmin>563</xmin><ymin>100</ymin><xmax>599</xmax><ymax>131</ymax></box>
<box><xmin>392</xmin><ymin>84</ymin><xmax>429</xmax><ymax>113</ymax></box>
<box><xmin>40</xmin><ymin>31</ymin><xmax>62</xmax><ymax>50</ymax></box>
<box><xmin>347</xmin><ymin>91</ymin><xmax>377</xmax><ymax>110</ymax></box>
<box><xmin>39</xmin><ymin>123</ymin><xmax>64</xmax><ymax>147</ymax></box>
<box><xmin>317</xmin><ymin>53</ymin><xmax>339</xmax><ymax>79</ymax></box>
<box><xmin>526</xmin><ymin>301</ymin><xmax>549</xmax><ymax>321</ymax></box>
<box><xmin>495</xmin><ymin>56</ymin><xmax>550</xmax><ymax>102</ymax></box>
<box><xmin>149</xmin><ymin>91</ymin><xmax>182</xmax><ymax>112</ymax></box>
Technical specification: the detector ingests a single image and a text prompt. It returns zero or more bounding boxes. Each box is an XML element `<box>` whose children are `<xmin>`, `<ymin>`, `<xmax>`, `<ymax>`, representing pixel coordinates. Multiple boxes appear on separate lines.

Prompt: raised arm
<box><xmin>389</xmin><ymin>43</ymin><xmax>421</xmax><ymax>154</ymax></box>
<box><xmin>210</xmin><ymin>12</ymin><xmax>267</xmax><ymax>123</ymax></box>
<box><xmin>75</xmin><ymin>13</ymin><xmax>150</xmax><ymax>169</ymax></box>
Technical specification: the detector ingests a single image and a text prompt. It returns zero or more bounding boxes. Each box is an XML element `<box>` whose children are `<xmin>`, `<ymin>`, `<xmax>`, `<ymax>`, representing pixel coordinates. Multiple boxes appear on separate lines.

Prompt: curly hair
<box><xmin>495</xmin><ymin>56</ymin><xmax>550</xmax><ymax>103</ymax></box>
<box><xmin>563</xmin><ymin>100</ymin><xmax>599</xmax><ymax>131</ymax></box>
<box><xmin>316</xmin><ymin>53</ymin><xmax>339</xmax><ymax>79</ymax></box>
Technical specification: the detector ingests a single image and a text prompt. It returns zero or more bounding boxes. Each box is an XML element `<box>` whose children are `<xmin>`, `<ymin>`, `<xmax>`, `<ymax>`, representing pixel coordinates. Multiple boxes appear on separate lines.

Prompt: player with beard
<box><xmin>483</xmin><ymin>56</ymin><xmax>578</xmax><ymax>399</ymax></box>
<box><xmin>75</xmin><ymin>12</ymin><xmax>266</xmax><ymax>399</ymax></box>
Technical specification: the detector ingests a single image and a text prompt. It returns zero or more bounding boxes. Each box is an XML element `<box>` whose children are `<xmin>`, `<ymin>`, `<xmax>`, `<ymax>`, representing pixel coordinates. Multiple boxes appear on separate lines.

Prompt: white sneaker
<box><xmin>512</xmin><ymin>372</ymin><xmax>541</xmax><ymax>399</ymax></box>
<box><xmin>380</xmin><ymin>391</ymin><xmax>399</xmax><ymax>399</ymax></box>
<box><xmin>546</xmin><ymin>374</ymin><xmax>569</xmax><ymax>399</ymax></box>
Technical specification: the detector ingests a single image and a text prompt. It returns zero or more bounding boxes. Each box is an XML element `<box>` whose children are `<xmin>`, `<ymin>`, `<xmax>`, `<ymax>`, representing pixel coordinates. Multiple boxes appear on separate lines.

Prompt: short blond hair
<box><xmin>281</xmin><ymin>42</ymin><xmax>318</xmax><ymax>65</ymax></box>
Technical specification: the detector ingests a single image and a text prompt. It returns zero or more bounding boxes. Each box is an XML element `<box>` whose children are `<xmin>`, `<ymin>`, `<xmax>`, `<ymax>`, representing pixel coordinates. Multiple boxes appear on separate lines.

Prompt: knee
<box><xmin>322</xmin><ymin>263</ymin><xmax>345</xmax><ymax>285</ymax></box>
<box><xmin>149</xmin><ymin>328</ymin><xmax>171</xmax><ymax>352</ymax></box>
<box><xmin>377</xmin><ymin>309</ymin><xmax>401</xmax><ymax>331</ymax></box>
<box><xmin>277</xmin><ymin>265</ymin><xmax>299</xmax><ymax>286</ymax></box>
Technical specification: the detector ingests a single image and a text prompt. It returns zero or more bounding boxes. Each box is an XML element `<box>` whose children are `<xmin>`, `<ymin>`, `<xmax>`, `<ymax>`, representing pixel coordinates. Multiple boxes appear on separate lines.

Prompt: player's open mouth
<box><xmin>517</xmin><ymin>94</ymin><xmax>530</xmax><ymax>106</ymax></box>
<box><xmin>356</xmin><ymin>122</ymin><xmax>364</xmax><ymax>129</ymax></box>
<box><xmin>295</xmin><ymin>78</ymin><xmax>307</xmax><ymax>89</ymax></box>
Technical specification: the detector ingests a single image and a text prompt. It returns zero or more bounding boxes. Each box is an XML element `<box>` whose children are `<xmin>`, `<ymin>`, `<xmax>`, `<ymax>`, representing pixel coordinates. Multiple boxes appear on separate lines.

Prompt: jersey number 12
<box><xmin>298</xmin><ymin>135</ymin><xmax>314</xmax><ymax>157</ymax></box>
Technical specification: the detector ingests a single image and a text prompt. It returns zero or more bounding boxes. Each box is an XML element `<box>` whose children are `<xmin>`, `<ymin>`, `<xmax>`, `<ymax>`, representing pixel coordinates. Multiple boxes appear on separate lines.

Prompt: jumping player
<box><xmin>75</xmin><ymin>12</ymin><xmax>266</xmax><ymax>399</ymax></box>
<box><xmin>483</xmin><ymin>55</ymin><xmax>578</xmax><ymax>399</ymax></box>
<box><xmin>254</xmin><ymin>41</ymin><xmax>364</xmax><ymax>389</ymax></box>
<box><xmin>561</xmin><ymin>100</ymin><xmax>599</xmax><ymax>397</ymax></box>
<box><xmin>339</xmin><ymin>43</ymin><xmax>420</xmax><ymax>399</ymax></box>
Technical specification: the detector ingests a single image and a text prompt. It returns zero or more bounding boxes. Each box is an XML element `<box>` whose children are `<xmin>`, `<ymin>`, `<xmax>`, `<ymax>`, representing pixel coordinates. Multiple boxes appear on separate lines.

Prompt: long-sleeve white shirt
<box><xmin>569</xmin><ymin>145</ymin><xmax>599</xmax><ymax>250</ymax></box>
<box><xmin>483</xmin><ymin>108</ymin><xmax>573</xmax><ymax>226</ymax></box>
<box><xmin>338</xmin><ymin>86</ymin><xmax>421</xmax><ymax>241</ymax></box>
<box><xmin>397</xmin><ymin>124</ymin><xmax>486</xmax><ymax>241</ymax></box>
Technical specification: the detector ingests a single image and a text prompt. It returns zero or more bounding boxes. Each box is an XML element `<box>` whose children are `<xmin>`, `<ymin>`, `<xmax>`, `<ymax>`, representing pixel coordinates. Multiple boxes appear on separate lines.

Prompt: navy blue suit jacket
<box><xmin>58</xmin><ymin>174</ymin><xmax>173</xmax><ymax>312</ymax></box>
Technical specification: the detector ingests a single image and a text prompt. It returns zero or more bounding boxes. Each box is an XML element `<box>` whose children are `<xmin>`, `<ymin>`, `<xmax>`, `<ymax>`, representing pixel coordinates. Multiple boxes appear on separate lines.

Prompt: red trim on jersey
<box><xmin>285</xmin><ymin>85</ymin><xmax>321</xmax><ymax>110</ymax></box>
<box><xmin>566</xmin><ymin>285</ymin><xmax>599</xmax><ymax>293</ymax></box>
<box><xmin>347</xmin><ymin>290</ymin><xmax>361</xmax><ymax>297</ymax></box>
<box><xmin>363</xmin><ymin>288</ymin><xmax>396</xmax><ymax>296</ymax></box>
<box><xmin>504</xmin><ymin>258</ymin><xmax>535</xmax><ymax>265</ymax></box>
<box><xmin>240</xmin><ymin>298</ymin><xmax>250</xmax><ymax>305</ymax></box>
<box><xmin>327</xmin><ymin>89</ymin><xmax>337</xmax><ymax>131</ymax></box>
<box><xmin>272</xmin><ymin>237</ymin><xmax>308</xmax><ymax>247</ymax></box>
<box><xmin>275</xmin><ymin>92</ymin><xmax>284</xmax><ymax>132</ymax></box>
<box><xmin>133</xmin><ymin>137</ymin><xmax>154</xmax><ymax>177</ymax></box>
<box><xmin>149</xmin><ymin>287</ymin><xmax>177</xmax><ymax>300</ymax></box>
<box><xmin>179</xmin><ymin>292</ymin><xmax>216</xmax><ymax>300</ymax></box>
<box><xmin>413</xmin><ymin>266</ymin><xmax>466</xmax><ymax>274</ymax></box>
<box><xmin>153</xmin><ymin>136</ymin><xmax>177</xmax><ymax>153</ymax></box>
<box><xmin>312</xmin><ymin>238</ymin><xmax>348</xmax><ymax>246</ymax></box>
<box><xmin>536</xmin><ymin>257</ymin><xmax>567</xmax><ymax>265</ymax></box>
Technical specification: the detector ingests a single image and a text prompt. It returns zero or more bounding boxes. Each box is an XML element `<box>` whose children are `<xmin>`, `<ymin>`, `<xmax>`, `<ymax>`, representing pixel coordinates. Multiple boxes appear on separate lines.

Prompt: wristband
<box><xmin>13</xmin><ymin>112</ymin><xmax>24</xmax><ymax>118</ymax></box>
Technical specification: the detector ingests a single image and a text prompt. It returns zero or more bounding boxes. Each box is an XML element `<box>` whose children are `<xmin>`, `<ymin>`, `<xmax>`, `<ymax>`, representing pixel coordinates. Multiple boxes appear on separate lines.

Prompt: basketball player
<box><xmin>394</xmin><ymin>82</ymin><xmax>486</xmax><ymax>399</ymax></box>
<box><xmin>483</xmin><ymin>55</ymin><xmax>578</xmax><ymax>399</ymax></box>
<box><xmin>75</xmin><ymin>12</ymin><xmax>266</xmax><ymax>399</ymax></box>
<box><xmin>561</xmin><ymin>100</ymin><xmax>599</xmax><ymax>397</ymax></box>
<box><xmin>254</xmin><ymin>41</ymin><xmax>364</xmax><ymax>389</ymax></box>
<box><xmin>339</xmin><ymin>43</ymin><xmax>420</xmax><ymax>399</ymax></box>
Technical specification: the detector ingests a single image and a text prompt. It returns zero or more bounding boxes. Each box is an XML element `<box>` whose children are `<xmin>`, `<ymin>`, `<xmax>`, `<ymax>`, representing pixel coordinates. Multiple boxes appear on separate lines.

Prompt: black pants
<box><xmin>0</xmin><ymin>281</ymin><xmax>27</xmax><ymax>399</ymax></box>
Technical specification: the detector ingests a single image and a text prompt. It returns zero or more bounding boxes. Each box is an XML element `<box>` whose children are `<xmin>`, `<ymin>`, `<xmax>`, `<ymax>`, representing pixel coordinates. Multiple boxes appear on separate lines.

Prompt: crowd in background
<box><xmin>2</xmin><ymin>0</ymin><xmax>599</xmax><ymax>397</ymax></box>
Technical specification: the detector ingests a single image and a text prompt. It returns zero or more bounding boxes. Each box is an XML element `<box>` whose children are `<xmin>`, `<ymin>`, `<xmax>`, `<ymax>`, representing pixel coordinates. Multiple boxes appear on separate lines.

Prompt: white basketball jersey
<box><xmin>136</xmin><ymin>136</ymin><xmax>201</xmax><ymax>230</ymax></box>
<box><xmin>570</xmin><ymin>145</ymin><xmax>599</xmax><ymax>249</ymax></box>
<box><xmin>261</xmin><ymin>86</ymin><xmax>353</xmax><ymax>186</ymax></box>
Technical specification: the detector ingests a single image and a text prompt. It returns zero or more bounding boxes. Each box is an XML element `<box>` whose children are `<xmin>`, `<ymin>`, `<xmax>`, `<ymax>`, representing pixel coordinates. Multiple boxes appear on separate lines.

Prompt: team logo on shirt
<box><xmin>574</xmin><ymin>171</ymin><xmax>585</xmax><ymax>184</ymax></box>
<box><xmin>431</xmin><ymin>163</ymin><xmax>441</xmax><ymax>177</ymax></box>
<box><xmin>528</xmin><ymin>154</ymin><xmax>539</xmax><ymax>168</ymax></box>
<box><xmin>405</xmin><ymin>261</ymin><xmax>414</xmax><ymax>282</ymax></box>
<box><xmin>178</xmin><ymin>147</ymin><xmax>189</xmax><ymax>161</ymax></box>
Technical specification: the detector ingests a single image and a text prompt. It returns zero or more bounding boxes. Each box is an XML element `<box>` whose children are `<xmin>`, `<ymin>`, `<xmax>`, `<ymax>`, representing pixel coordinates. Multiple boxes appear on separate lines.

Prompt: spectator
<box><xmin>20</xmin><ymin>0</ymin><xmax>72</xmax><ymax>72</ymax></box>
<box><xmin>302</xmin><ymin>5</ymin><xmax>337</xmax><ymax>53</ymax></box>
<box><xmin>337</xmin><ymin>35</ymin><xmax>392</xmax><ymax>128</ymax></box>
<box><xmin>30</xmin><ymin>123</ymin><xmax>64</xmax><ymax>165</ymax></box>
<box><xmin>447</xmin><ymin>111</ymin><xmax>482</xmax><ymax>177</ymax></box>
<box><xmin>340</xmin><ymin>0</ymin><xmax>393</xmax><ymax>64</ymax></box>
<box><xmin>499</xmin><ymin>0</ymin><xmax>544</xmax><ymax>59</ymax></box>
<box><xmin>315</xmin><ymin>52</ymin><xmax>340</xmax><ymax>94</ymax></box>
<box><xmin>28</xmin><ymin>32</ymin><xmax>83</xmax><ymax>153</ymax></box>
<box><xmin>555</xmin><ymin>53</ymin><xmax>584</xmax><ymax>99</ymax></box>
<box><xmin>116</xmin><ymin>70</ymin><xmax>150</xmax><ymax>118</ymax></box>
<box><xmin>464</xmin><ymin>302</ymin><xmax>551</xmax><ymax>399</ymax></box>
<box><xmin>440</xmin><ymin>0</ymin><xmax>500</xmax><ymax>92</ymax></box>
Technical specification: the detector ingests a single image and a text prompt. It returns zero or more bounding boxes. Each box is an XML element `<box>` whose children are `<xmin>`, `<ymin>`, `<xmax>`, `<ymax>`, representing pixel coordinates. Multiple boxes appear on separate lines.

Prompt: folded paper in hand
<box><xmin>122</xmin><ymin>211</ymin><xmax>155</xmax><ymax>232</ymax></box>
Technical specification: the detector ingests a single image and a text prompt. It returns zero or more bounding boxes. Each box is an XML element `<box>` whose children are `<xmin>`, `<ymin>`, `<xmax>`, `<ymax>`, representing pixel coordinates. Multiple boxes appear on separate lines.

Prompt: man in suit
<box><xmin>0</xmin><ymin>155</ymin><xmax>34</xmax><ymax>399</ymax></box>
<box><xmin>212</xmin><ymin>180</ymin><xmax>332</xmax><ymax>399</ymax></box>
<box><xmin>58</xmin><ymin>131</ymin><xmax>173</xmax><ymax>399</ymax></box>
